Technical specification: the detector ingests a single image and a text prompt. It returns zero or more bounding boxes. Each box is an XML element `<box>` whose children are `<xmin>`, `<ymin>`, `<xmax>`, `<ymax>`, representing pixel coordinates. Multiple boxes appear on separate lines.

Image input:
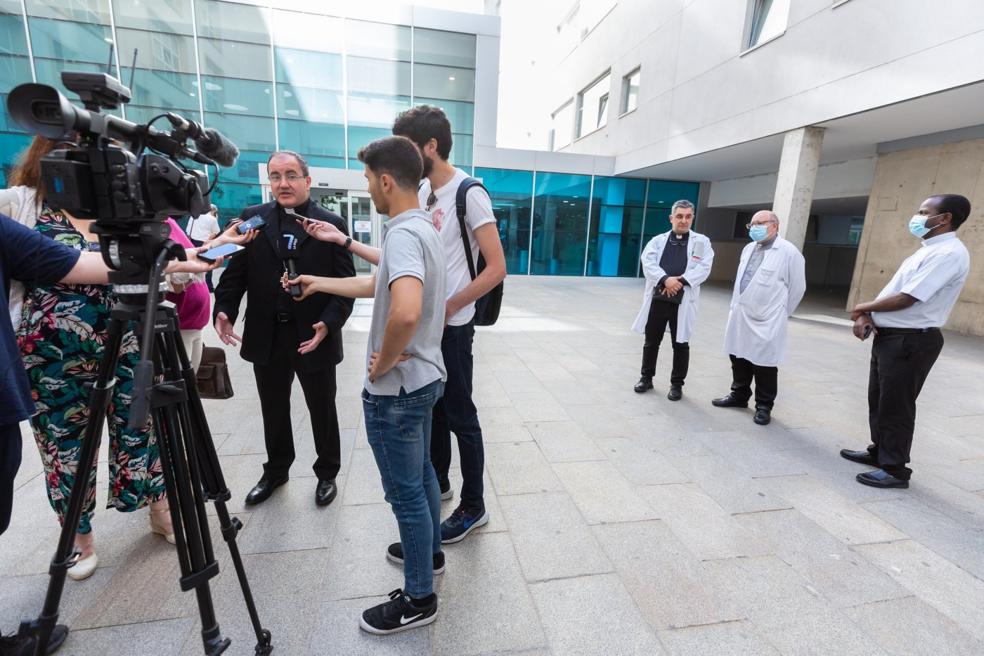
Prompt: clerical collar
<box><xmin>281</xmin><ymin>198</ymin><xmax>311</xmax><ymax>217</ymax></box>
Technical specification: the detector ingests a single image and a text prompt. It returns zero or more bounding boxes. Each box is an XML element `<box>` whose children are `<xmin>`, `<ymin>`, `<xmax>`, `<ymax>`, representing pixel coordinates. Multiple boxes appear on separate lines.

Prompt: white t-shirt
<box><xmin>871</xmin><ymin>232</ymin><xmax>970</xmax><ymax>329</ymax></box>
<box><xmin>186</xmin><ymin>212</ymin><xmax>220</xmax><ymax>241</ymax></box>
<box><xmin>418</xmin><ymin>168</ymin><xmax>496</xmax><ymax>326</ymax></box>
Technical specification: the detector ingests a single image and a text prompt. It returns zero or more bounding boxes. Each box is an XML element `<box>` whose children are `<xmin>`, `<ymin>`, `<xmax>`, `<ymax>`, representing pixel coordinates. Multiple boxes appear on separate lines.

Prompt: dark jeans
<box><xmin>253</xmin><ymin>321</ymin><xmax>341</xmax><ymax>481</ymax></box>
<box><xmin>641</xmin><ymin>300</ymin><xmax>690</xmax><ymax>386</ymax></box>
<box><xmin>0</xmin><ymin>423</ymin><xmax>21</xmax><ymax>535</ymax></box>
<box><xmin>865</xmin><ymin>330</ymin><xmax>944</xmax><ymax>480</ymax></box>
<box><xmin>431</xmin><ymin>321</ymin><xmax>485</xmax><ymax>510</ymax></box>
<box><xmin>363</xmin><ymin>380</ymin><xmax>444</xmax><ymax>599</ymax></box>
<box><xmin>729</xmin><ymin>355</ymin><xmax>778</xmax><ymax>409</ymax></box>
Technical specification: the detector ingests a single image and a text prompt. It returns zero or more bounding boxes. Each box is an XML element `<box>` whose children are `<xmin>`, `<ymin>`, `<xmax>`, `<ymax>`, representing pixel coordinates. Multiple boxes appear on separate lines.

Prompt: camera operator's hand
<box><xmin>214</xmin><ymin>311</ymin><xmax>242</xmax><ymax>346</ymax></box>
<box><xmin>300</xmin><ymin>218</ymin><xmax>345</xmax><ymax>245</ymax></box>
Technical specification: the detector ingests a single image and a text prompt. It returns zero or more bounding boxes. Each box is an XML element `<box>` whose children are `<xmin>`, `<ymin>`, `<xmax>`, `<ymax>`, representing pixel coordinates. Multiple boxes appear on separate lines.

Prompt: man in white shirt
<box><xmin>301</xmin><ymin>106</ymin><xmax>507</xmax><ymax>544</ymax></box>
<box><xmin>841</xmin><ymin>194</ymin><xmax>972</xmax><ymax>488</ymax></box>
<box><xmin>186</xmin><ymin>204</ymin><xmax>221</xmax><ymax>290</ymax></box>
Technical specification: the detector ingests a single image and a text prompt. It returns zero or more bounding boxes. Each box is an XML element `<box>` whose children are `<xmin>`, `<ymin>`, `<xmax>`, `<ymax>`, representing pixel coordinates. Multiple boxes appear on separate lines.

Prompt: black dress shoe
<box><xmin>244</xmin><ymin>476</ymin><xmax>288</xmax><ymax>506</ymax></box>
<box><xmin>753</xmin><ymin>407</ymin><xmax>771</xmax><ymax>425</ymax></box>
<box><xmin>667</xmin><ymin>385</ymin><xmax>682</xmax><ymax>401</ymax></box>
<box><xmin>316</xmin><ymin>479</ymin><xmax>338</xmax><ymax>507</ymax></box>
<box><xmin>711</xmin><ymin>394</ymin><xmax>748</xmax><ymax>408</ymax></box>
<box><xmin>840</xmin><ymin>448</ymin><xmax>878</xmax><ymax>467</ymax></box>
<box><xmin>634</xmin><ymin>377</ymin><xmax>653</xmax><ymax>393</ymax></box>
<box><xmin>856</xmin><ymin>469</ymin><xmax>909</xmax><ymax>489</ymax></box>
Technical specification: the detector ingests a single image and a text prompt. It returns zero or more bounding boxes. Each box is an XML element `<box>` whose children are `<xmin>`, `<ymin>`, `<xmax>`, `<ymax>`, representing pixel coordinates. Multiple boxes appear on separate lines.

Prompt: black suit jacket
<box><xmin>213</xmin><ymin>200</ymin><xmax>356</xmax><ymax>371</ymax></box>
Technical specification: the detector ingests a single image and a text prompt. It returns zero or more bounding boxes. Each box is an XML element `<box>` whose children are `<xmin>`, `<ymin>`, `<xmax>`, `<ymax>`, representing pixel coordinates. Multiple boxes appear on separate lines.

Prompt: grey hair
<box><xmin>670</xmin><ymin>199</ymin><xmax>695</xmax><ymax>214</ymax></box>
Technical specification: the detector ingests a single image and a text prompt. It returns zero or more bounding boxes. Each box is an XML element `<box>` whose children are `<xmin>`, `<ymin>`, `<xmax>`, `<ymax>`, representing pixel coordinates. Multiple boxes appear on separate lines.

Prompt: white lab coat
<box><xmin>632</xmin><ymin>230</ymin><xmax>715</xmax><ymax>343</ymax></box>
<box><xmin>724</xmin><ymin>236</ymin><xmax>806</xmax><ymax>367</ymax></box>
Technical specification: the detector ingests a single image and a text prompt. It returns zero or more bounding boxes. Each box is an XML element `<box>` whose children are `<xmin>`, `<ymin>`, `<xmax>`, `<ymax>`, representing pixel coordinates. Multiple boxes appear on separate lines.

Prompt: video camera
<box><xmin>6</xmin><ymin>71</ymin><xmax>239</xmax><ymax>286</ymax></box>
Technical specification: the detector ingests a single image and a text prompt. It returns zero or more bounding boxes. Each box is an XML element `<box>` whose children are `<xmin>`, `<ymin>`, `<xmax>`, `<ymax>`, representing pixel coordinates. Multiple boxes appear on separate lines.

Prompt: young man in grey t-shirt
<box><xmin>286</xmin><ymin>136</ymin><xmax>447</xmax><ymax>635</ymax></box>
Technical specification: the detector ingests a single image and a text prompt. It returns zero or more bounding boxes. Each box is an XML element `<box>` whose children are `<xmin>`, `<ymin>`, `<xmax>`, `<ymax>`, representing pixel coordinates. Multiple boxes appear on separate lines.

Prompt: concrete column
<box><xmin>773</xmin><ymin>126</ymin><xmax>824</xmax><ymax>249</ymax></box>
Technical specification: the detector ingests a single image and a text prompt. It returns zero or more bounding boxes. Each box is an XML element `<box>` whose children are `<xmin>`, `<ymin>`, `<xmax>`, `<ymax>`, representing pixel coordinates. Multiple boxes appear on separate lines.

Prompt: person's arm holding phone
<box><xmin>300</xmin><ymin>216</ymin><xmax>381</xmax><ymax>266</ymax></box>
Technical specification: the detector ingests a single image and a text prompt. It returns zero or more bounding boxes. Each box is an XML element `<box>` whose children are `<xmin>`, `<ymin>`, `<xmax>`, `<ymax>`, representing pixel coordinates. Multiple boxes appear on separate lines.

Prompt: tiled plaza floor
<box><xmin>3</xmin><ymin>276</ymin><xmax>984</xmax><ymax>655</ymax></box>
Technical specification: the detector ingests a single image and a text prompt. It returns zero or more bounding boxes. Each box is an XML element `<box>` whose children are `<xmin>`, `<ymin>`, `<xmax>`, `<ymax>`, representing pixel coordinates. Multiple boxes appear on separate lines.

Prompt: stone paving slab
<box><xmin>3</xmin><ymin>277</ymin><xmax>984</xmax><ymax>655</ymax></box>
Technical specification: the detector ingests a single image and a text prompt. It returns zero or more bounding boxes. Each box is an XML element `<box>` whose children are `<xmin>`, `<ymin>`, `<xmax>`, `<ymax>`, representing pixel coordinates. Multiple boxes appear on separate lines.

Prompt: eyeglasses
<box><xmin>268</xmin><ymin>173</ymin><xmax>304</xmax><ymax>183</ymax></box>
<box><xmin>745</xmin><ymin>222</ymin><xmax>776</xmax><ymax>229</ymax></box>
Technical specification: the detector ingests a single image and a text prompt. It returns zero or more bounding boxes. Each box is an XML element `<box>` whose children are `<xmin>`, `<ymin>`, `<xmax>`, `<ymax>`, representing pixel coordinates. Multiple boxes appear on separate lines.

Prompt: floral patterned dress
<box><xmin>16</xmin><ymin>206</ymin><xmax>164</xmax><ymax>535</ymax></box>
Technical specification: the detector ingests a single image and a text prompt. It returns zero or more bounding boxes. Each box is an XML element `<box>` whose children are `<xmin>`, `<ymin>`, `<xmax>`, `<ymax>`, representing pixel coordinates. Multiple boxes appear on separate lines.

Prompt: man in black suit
<box><xmin>213</xmin><ymin>151</ymin><xmax>355</xmax><ymax>507</ymax></box>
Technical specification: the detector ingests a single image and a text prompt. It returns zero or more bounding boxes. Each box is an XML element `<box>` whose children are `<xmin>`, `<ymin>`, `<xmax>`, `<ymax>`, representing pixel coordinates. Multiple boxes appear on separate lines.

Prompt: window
<box><xmin>621</xmin><ymin>68</ymin><xmax>640</xmax><ymax>114</ymax></box>
<box><xmin>550</xmin><ymin>100</ymin><xmax>573</xmax><ymax>151</ymax></box>
<box><xmin>586</xmin><ymin>177</ymin><xmax>647</xmax><ymax>276</ymax></box>
<box><xmin>474</xmin><ymin>167</ymin><xmax>534</xmax><ymax>275</ymax></box>
<box><xmin>530</xmin><ymin>172</ymin><xmax>592</xmax><ymax>276</ymax></box>
<box><xmin>746</xmin><ymin>0</ymin><xmax>790</xmax><ymax>49</ymax></box>
<box><xmin>575</xmin><ymin>71</ymin><xmax>610</xmax><ymax>138</ymax></box>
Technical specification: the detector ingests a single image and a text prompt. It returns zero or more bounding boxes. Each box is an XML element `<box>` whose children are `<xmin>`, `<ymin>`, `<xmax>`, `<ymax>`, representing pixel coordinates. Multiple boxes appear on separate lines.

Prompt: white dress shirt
<box><xmin>871</xmin><ymin>232</ymin><xmax>970</xmax><ymax>329</ymax></box>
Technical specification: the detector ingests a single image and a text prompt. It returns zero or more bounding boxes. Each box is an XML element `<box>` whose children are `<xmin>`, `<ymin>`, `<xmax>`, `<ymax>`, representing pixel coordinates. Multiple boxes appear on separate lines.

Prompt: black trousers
<box><xmin>0</xmin><ymin>423</ymin><xmax>21</xmax><ymax>535</ymax></box>
<box><xmin>431</xmin><ymin>322</ymin><xmax>485</xmax><ymax>509</ymax></box>
<box><xmin>865</xmin><ymin>329</ymin><xmax>943</xmax><ymax>480</ymax></box>
<box><xmin>252</xmin><ymin>321</ymin><xmax>341</xmax><ymax>481</ymax></box>
<box><xmin>640</xmin><ymin>300</ymin><xmax>690</xmax><ymax>386</ymax></box>
<box><xmin>729</xmin><ymin>355</ymin><xmax>778</xmax><ymax>409</ymax></box>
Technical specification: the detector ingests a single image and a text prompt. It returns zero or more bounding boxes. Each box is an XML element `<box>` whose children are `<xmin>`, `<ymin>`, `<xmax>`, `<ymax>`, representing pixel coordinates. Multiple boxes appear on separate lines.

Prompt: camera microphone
<box><xmin>166</xmin><ymin>113</ymin><xmax>240</xmax><ymax>167</ymax></box>
<box><xmin>284</xmin><ymin>234</ymin><xmax>302</xmax><ymax>298</ymax></box>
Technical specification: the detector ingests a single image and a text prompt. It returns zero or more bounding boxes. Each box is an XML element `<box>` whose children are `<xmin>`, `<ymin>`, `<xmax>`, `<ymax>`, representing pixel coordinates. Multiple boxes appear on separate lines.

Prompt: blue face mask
<box><xmin>749</xmin><ymin>224</ymin><xmax>770</xmax><ymax>242</ymax></box>
<box><xmin>908</xmin><ymin>213</ymin><xmax>942</xmax><ymax>239</ymax></box>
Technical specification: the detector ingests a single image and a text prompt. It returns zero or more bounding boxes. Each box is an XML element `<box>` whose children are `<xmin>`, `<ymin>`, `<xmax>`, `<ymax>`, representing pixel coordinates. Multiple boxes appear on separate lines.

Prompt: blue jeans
<box><xmin>431</xmin><ymin>322</ymin><xmax>485</xmax><ymax>510</ymax></box>
<box><xmin>363</xmin><ymin>380</ymin><xmax>444</xmax><ymax>598</ymax></box>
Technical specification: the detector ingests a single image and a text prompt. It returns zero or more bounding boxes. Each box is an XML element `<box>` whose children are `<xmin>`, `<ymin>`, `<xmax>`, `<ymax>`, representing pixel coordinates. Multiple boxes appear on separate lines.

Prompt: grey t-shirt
<box><xmin>365</xmin><ymin>208</ymin><xmax>447</xmax><ymax>396</ymax></box>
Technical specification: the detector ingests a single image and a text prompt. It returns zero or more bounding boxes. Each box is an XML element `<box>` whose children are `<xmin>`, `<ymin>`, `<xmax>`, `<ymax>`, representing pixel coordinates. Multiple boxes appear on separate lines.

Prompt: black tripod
<box><xmin>14</xmin><ymin>247</ymin><xmax>273</xmax><ymax>655</ymax></box>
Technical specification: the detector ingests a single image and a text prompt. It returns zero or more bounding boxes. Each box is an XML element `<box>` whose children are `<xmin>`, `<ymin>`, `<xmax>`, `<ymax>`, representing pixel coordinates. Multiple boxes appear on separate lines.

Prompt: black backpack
<box><xmin>455</xmin><ymin>177</ymin><xmax>503</xmax><ymax>326</ymax></box>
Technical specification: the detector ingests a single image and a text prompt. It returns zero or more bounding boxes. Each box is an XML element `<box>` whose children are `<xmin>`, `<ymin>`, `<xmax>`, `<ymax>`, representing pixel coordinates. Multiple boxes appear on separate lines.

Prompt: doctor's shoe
<box><xmin>711</xmin><ymin>394</ymin><xmax>748</xmax><ymax>408</ymax></box>
<box><xmin>753</xmin><ymin>407</ymin><xmax>772</xmax><ymax>425</ymax></box>
<box><xmin>360</xmin><ymin>589</ymin><xmax>438</xmax><ymax>635</ymax></box>
<box><xmin>667</xmin><ymin>385</ymin><xmax>683</xmax><ymax>401</ymax></box>
<box><xmin>633</xmin><ymin>377</ymin><xmax>654</xmax><ymax>393</ymax></box>
<box><xmin>856</xmin><ymin>469</ymin><xmax>909</xmax><ymax>489</ymax></box>
<box><xmin>244</xmin><ymin>475</ymin><xmax>288</xmax><ymax>506</ymax></box>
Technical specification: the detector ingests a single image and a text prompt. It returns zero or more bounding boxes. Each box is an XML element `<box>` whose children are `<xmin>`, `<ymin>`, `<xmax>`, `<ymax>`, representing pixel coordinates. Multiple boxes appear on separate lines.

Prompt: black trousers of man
<box><xmin>0</xmin><ymin>423</ymin><xmax>21</xmax><ymax>535</ymax></box>
<box><xmin>641</xmin><ymin>300</ymin><xmax>690</xmax><ymax>386</ymax></box>
<box><xmin>864</xmin><ymin>329</ymin><xmax>944</xmax><ymax>480</ymax></box>
<box><xmin>729</xmin><ymin>355</ymin><xmax>778</xmax><ymax>409</ymax></box>
<box><xmin>252</xmin><ymin>321</ymin><xmax>341</xmax><ymax>482</ymax></box>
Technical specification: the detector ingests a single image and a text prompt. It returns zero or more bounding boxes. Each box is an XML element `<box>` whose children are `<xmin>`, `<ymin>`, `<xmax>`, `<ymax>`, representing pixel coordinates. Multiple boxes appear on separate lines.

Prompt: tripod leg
<box><xmin>166</xmin><ymin>326</ymin><xmax>273</xmax><ymax>655</ymax></box>
<box><xmin>19</xmin><ymin>316</ymin><xmax>128</xmax><ymax>655</ymax></box>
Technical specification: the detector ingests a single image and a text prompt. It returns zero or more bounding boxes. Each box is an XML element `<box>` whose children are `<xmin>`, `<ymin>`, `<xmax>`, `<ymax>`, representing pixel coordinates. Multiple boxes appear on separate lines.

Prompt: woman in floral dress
<box><xmin>11</xmin><ymin>139</ymin><xmax>174</xmax><ymax>581</ymax></box>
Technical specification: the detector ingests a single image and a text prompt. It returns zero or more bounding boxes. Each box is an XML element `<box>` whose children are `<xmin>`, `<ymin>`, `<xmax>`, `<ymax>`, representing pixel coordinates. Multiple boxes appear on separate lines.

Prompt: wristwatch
<box><xmin>343</xmin><ymin>236</ymin><xmax>352</xmax><ymax>250</ymax></box>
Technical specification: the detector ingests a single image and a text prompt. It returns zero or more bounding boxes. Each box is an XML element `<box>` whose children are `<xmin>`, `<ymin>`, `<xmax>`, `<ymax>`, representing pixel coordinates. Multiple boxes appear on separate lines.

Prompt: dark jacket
<box><xmin>213</xmin><ymin>199</ymin><xmax>356</xmax><ymax>371</ymax></box>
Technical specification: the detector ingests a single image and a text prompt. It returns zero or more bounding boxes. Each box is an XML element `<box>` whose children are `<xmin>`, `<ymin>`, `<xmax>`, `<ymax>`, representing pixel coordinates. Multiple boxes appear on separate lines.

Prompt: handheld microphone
<box><xmin>284</xmin><ymin>234</ymin><xmax>301</xmax><ymax>298</ymax></box>
<box><xmin>166</xmin><ymin>112</ymin><xmax>240</xmax><ymax>167</ymax></box>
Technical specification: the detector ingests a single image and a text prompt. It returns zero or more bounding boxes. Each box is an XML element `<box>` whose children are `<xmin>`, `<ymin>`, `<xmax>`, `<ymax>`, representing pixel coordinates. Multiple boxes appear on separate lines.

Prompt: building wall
<box><xmin>849</xmin><ymin>139</ymin><xmax>984</xmax><ymax>335</ymax></box>
<box><xmin>537</xmin><ymin>0</ymin><xmax>984</xmax><ymax>174</ymax></box>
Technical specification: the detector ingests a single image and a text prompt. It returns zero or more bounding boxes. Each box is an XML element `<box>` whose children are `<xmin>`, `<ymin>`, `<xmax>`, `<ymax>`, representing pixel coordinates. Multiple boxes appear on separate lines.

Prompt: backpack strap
<box><xmin>455</xmin><ymin>177</ymin><xmax>489</xmax><ymax>281</ymax></box>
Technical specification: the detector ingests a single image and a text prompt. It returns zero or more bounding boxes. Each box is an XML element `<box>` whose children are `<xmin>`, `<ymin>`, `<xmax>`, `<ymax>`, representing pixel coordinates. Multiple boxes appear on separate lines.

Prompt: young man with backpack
<box><xmin>302</xmin><ymin>105</ymin><xmax>506</xmax><ymax>544</ymax></box>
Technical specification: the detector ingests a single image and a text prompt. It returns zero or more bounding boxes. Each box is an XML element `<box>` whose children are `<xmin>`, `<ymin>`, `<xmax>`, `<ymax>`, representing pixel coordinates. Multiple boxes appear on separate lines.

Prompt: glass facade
<box><xmin>476</xmin><ymin>167</ymin><xmax>699</xmax><ymax>278</ymax></box>
<box><xmin>0</xmin><ymin>0</ymin><xmax>476</xmax><ymax>218</ymax></box>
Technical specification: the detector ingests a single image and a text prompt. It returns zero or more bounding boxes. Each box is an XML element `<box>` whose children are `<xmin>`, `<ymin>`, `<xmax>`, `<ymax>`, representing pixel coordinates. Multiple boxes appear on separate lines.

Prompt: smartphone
<box><xmin>198</xmin><ymin>243</ymin><xmax>243</xmax><ymax>263</ymax></box>
<box><xmin>862</xmin><ymin>324</ymin><xmax>873</xmax><ymax>339</ymax></box>
<box><xmin>237</xmin><ymin>215</ymin><xmax>267</xmax><ymax>234</ymax></box>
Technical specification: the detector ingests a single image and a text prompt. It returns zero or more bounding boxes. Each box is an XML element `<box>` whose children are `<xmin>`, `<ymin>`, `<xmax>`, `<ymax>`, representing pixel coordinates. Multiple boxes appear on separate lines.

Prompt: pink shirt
<box><xmin>165</xmin><ymin>218</ymin><xmax>211</xmax><ymax>330</ymax></box>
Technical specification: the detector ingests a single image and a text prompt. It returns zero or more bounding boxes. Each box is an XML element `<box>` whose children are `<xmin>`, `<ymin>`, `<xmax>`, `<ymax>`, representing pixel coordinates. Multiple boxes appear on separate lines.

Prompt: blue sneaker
<box><xmin>440</xmin><ymin>504</ymin><xmax>489</xmax><ymax>544</ymax></box>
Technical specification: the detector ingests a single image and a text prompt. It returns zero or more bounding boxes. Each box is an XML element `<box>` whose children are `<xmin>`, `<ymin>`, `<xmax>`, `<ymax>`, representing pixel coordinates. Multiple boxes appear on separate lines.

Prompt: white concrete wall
<box><xmin>529</xmin><ymin>0</ymin><xmax>984</xmax><ymax>174</ymax></box>
<box><xmin>708</xmin><ymin>157</ymin><xmax>876</xmax><ymax>208</ymax></box>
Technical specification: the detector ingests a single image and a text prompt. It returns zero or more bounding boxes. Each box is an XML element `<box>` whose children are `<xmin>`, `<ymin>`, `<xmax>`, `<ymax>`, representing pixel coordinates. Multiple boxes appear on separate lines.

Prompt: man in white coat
<box><xmin>712</xmin><ymin>210</ymin><xmax>805</xmax><ymax>425</ymax></box>
<box><xmin>632</xmin><ymin>200</ymin><xmax>715</xmax><ymax>400</ymax></box>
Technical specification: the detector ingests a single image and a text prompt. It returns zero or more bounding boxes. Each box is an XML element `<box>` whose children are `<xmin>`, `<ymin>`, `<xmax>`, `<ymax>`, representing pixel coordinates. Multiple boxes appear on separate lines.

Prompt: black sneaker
<box><xmin>440</xmin><ymin>504</ymin><xmax>489</xmax><ymax>544</ymax></box>
<box><xmin>359</xmin><ymin>589</ymin><xmax>438</xmax><ymax>635</ymax></box>
<box><xmin>439</xmin><ymin>481</ymin><xmax>453</xmax><ymax>501</ymax></box>
<box><xmin>386</xmin><ymin>542</ymin><xmax>446</xmax><ymax>575</ymax></box>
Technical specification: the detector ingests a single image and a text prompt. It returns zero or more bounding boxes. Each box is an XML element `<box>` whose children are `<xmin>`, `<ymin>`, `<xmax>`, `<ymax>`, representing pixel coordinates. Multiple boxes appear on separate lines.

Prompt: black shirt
<box><xmin>658</xmin><ymin>231</ymin><xmax>690</xmax><ymax>283</ymax></box>
<box><xmin>275</xmin><ymin>199</ymin><xmax>309</xmax><ymax>316</ymax></box>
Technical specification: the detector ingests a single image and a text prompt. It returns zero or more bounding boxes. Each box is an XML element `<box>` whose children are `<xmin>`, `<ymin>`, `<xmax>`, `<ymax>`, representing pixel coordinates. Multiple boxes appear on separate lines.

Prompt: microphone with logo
<box><xmin>284</xmin><ymin>234</ymin><xmax>302</xmax><ymax>299</ymax></box>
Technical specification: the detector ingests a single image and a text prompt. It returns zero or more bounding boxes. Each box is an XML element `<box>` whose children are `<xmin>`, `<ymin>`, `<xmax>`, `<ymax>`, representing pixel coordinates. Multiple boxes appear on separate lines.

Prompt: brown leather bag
<box><xmin>197</xmin><ymin>346</ymin><xmax>234</xmax><ymax>399</ymax></box>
